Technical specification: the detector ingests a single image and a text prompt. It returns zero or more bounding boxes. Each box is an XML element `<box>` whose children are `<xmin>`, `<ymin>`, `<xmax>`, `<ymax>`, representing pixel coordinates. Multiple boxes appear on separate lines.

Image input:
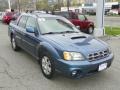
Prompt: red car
<box><xmin>2</xmin><ymin>12</ymin><xmax>14</xmax><ymax>24</ymax></box>
<box><xmin>54</xmin><ymin>11</ymin><xmax>94</xmax><ymax>34</ymax></box>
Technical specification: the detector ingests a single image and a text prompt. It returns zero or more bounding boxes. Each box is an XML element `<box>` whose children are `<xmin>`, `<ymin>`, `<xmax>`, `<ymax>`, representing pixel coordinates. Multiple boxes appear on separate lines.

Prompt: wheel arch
<box><xmin>36</xmin><ymin>42</ymin><xmax>61</xmax><ymax>61</ymax></box>
<box><xmin>88</xmin><ymin>23</ymin><xmax>94</xmax><ymax>29</ymax></box>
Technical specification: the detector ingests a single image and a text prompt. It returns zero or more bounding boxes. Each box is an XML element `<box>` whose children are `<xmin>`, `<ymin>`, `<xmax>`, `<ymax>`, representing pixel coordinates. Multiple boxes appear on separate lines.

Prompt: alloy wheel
<box><xmin>41</xmin><ymin>56</ymin><xmax>52</xmax><ymax>75</ymax></box>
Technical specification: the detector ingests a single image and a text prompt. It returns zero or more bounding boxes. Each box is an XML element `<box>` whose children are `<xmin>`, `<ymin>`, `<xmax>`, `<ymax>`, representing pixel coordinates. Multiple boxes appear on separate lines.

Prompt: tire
<box><xmin>40</xmin><ymin>53</ymin><xmax>55</xmax><ymax>79</ymax></box>
<box><xmin>88</xmin><ymin>26</ymin><xmax>94</xmax><ymax>34</ymax></box>
<box><xmin>11</xmin><ymin>35</ymin><xmax>20</xmax><ymax>51</ymax></box>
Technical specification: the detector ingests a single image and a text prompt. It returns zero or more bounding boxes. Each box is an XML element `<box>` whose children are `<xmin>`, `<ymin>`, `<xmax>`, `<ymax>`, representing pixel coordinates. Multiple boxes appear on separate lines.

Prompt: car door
<box><xmin>22</xmin><ymin>16</ymin><xmax>40</xmax><ymax>57</ymax></box>
<box><xmin>15</xmin><ymin>15</ymin><xmax>28</xmax><ymax>48</ymax></box>
<box><xmin>77</xmin><ymin>15</ymin><xmax>87</xmax><ymax>30</ymax></box>
<box><xmin>69</xmin><ymin>13</ymin><xmax>83</xmax><ymax>29</ymax></box>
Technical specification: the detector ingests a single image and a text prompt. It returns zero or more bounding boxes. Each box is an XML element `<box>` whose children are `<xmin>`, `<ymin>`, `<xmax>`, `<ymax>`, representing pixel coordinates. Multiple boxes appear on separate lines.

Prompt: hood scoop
<box><xmin>71</xmin><ymin>36</ymin><xmax>86</xmax><ymax>40</ymax></box>
<box><xmin>75</xmin><ymin>36</ymin><xmax>94</xmax><ymax>45</ymax></box>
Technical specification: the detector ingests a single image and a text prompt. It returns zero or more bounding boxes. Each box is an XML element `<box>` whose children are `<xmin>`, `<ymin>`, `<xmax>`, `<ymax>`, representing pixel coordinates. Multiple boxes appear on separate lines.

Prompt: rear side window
<box><xmin>18</xmin><ymin>16</ymin><xmax>28</xmax><ymax>28</ymax></box>
<box><xmin>61</xmin><ymin>12</ymin><xmax>70</xmax><ymax>19</ymax></box>
<box><xmin>70</xmin><ymin>13</ymin><xmax>78</xmax><ymax>19</ymax></box>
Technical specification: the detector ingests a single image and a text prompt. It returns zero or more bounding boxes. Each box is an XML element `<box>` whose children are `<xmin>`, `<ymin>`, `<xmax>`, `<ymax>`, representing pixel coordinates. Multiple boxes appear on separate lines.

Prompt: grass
<box><xmin>106</xmin><ymin>14</ymin><xmax>120</xmax><ymax>17</ymax></box>
<box><xmin>105</xmin><ymin>26</ymin><xmax>120</xmax><ymax>36</ymax></box>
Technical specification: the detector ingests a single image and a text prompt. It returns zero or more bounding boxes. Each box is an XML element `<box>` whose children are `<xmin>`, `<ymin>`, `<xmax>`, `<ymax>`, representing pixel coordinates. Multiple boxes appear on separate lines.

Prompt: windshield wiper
<box><xmin>42</xmin><ymin>32</ymin><xmax>58</xmax><ymax>35</ymax></box>
<box><xmin>60</xmin><ymin>31</ymin><xmax>79</xmax><ymax>34</ymax></box>
<box><xmin>42</xmin><ymin>31</ymin><xmax>79</xmax><ymax>35</ymax></box>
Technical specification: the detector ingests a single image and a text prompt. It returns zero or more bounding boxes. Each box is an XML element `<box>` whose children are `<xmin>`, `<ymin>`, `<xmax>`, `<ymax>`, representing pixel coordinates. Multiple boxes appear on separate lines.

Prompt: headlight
<box><xmin>63</xmin><ymin>52</ymin><xmax>84</xmax><ymax>61</ymax></box>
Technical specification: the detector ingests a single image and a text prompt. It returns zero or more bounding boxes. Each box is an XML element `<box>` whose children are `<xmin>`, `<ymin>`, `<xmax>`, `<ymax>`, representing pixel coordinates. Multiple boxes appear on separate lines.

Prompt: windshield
<box><xmin>38</xmin><ymin>18</ymin><xmax>80</xmax><ymax>34</ymax></box>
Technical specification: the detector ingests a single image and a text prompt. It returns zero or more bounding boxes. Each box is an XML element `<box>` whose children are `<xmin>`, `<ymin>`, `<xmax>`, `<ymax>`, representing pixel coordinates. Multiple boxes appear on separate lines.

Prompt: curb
<box><xmin>98</xmin><ymin>35</ymin><xmax>120</xmax><ymax>41</ymax></box>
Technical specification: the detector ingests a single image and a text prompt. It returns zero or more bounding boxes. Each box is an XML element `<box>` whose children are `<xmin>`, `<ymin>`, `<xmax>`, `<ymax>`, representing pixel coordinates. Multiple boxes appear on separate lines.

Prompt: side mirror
<box><xmin>85</xmin><ymin>16</ymin><xmax>88</xmax><ymax>20</ymax></box>
<box><xmin>76</xmin><ymin>26</ymin><xmax>80</xmax><ymax>29</ymax></box>
<box><xmin>26</xmin><ymin>27</ymin><xmax>35</xmax><ymax>33</ymax></box>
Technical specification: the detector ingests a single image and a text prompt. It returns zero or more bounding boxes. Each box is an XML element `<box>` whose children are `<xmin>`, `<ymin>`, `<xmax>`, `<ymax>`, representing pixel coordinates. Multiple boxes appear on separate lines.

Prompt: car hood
<box><xmin>43</xmin><ymin>33</ymin><xmax>108</xmax><ymax>56</ymax></box>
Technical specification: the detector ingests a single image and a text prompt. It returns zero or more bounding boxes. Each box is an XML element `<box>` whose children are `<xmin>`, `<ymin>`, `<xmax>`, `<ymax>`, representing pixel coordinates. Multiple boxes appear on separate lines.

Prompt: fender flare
<box><xmin>36</xmin><ymin>42</ymin><xmax>61</xmax><ymax>60</ymax></box>
<box><xmin>88</xmin><ymin>23</ymin><xmax>94</xmax><ymax>29</ymax></box>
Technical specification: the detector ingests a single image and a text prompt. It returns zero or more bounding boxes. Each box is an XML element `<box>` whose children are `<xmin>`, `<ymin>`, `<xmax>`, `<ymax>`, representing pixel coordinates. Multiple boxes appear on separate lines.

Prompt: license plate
<box><xmin>98</xmin><ymin>63</ymin><xmax>107</xmax><ymax>71</ymax></box>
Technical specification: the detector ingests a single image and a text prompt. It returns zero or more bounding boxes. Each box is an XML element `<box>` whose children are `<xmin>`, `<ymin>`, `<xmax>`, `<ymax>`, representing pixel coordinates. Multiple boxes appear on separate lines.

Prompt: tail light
<box><xmin>4</xmin><ymin>16</ymin><xmax>8</xmax><ymax>19</ymax></box>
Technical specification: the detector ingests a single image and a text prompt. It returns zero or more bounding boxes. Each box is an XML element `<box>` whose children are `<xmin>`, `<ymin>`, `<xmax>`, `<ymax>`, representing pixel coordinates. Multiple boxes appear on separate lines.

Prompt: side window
<box><xmin>26</xmin><ymin>17</ymin><xmax>37</xmax><ymax>28</ymax></box>
<box><xmin>18</xmin><ymin>16</ymin><xmax>28</xmax><ymax>28</ymax></box>
<box><xmin>78</xmin><ymin>15</ymin><xmax>86</xmax><ymax>21</ymax></box>
<box><xmin>71</xmin><ymin>13</ymin><xmax>78</xmax><ymax>19</ymax></box>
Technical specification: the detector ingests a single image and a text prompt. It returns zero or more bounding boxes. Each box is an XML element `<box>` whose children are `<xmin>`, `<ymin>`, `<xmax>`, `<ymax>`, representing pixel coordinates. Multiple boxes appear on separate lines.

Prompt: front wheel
<box><xmin>88</xmin><ymin>26</ymin><xmax>94</xmax><ymax>34</ymax></box>
<box><xmin>40</xmin><ymin>53</ymin><xmax>55</xmax><ymax>79</ymax></box>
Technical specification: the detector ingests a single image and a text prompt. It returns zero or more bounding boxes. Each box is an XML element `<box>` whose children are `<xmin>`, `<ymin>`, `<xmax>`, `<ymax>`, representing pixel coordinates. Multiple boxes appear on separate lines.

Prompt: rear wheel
<box><xmin>40</xmin><ymin>53</ymin><xmax>55</xmax><ymax>79</ymax></box>
<box><xmin>11</xmin><ymin>36</ymin><xmax>20</xmax><ymax>51</ymax></box>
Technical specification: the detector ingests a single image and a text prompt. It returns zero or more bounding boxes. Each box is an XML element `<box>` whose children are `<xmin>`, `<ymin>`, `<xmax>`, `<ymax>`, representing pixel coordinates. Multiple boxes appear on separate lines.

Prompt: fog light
<box><xmin>72</xmin><ymin>71</ymin><xmax>77</xmax><ymax>76</ymax></box>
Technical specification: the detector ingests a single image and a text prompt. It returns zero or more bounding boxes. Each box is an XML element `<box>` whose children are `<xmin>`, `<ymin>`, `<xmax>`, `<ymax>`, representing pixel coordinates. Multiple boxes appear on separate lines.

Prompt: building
<box><xmin>106</xmin><ymin>0</ymin><xmax>119</xmax><ymax>2</ymax></box>
<box><xmin>78</xmin><ymin>0</ymin><xmax>119</xmax><ymax>4</ymax></box>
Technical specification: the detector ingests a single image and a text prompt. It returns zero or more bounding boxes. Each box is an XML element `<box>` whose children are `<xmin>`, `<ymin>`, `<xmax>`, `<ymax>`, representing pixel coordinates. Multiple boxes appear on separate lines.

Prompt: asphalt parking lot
<box><xmin>0</xmin><ymin>23</ymin><xmax>120</xmax><ymax>90</ymax></box>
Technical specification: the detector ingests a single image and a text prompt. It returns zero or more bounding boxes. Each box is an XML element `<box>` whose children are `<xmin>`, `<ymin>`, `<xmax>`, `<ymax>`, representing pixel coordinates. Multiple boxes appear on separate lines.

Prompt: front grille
<box><xmin>88</xmin><ymin>49</ymin><xmax>109</xmax><ymax>61</ymax></box>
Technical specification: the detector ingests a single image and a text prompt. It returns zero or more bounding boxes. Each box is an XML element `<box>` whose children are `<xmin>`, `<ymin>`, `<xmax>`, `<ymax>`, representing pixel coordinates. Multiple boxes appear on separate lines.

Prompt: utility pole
<box><xmin>8</xmin><ymin>0</ymin><xmax>11</xmax><ymax>10</ymax></box>
<box><xmin>94</xmin><ymin>0</ymin><xmax>105</xmax><ymax>37</ymax></box>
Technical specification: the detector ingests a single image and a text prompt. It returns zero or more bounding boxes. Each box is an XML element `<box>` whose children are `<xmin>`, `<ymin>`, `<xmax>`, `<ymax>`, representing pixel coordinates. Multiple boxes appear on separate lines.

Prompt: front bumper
<box><xmin>55</xmin><ymin>53</ymin><xmax>114</xmax><ymax>78</ymax></box>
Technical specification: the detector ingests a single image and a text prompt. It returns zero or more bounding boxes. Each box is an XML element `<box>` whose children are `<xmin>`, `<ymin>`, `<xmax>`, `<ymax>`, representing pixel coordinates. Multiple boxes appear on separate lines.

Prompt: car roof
<box><xmin>21</xmin><ymin>13</ymin><xmax>63</xmax><ymax>19</ymax></box>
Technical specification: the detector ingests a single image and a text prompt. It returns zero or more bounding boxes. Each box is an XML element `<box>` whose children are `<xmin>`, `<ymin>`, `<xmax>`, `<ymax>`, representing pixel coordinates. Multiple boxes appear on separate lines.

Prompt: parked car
<box><xmin>0</xmin><ymin>12</ymin><xmax>5</xmax><ymax>21</ymax></box>
<box><xmin>8</xmin><ymin>13</ymin><xmax>114</xmax><ymax>79</ymax></box>
<box><xmin>53</xmin><ymin>11</ymin><xmax>94</xmax><ymax>34</ymax></box>
<box><xmin>2</xmin><ymin>12</ymin><xmax>14</xmax><ymax>24</ymax></box>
